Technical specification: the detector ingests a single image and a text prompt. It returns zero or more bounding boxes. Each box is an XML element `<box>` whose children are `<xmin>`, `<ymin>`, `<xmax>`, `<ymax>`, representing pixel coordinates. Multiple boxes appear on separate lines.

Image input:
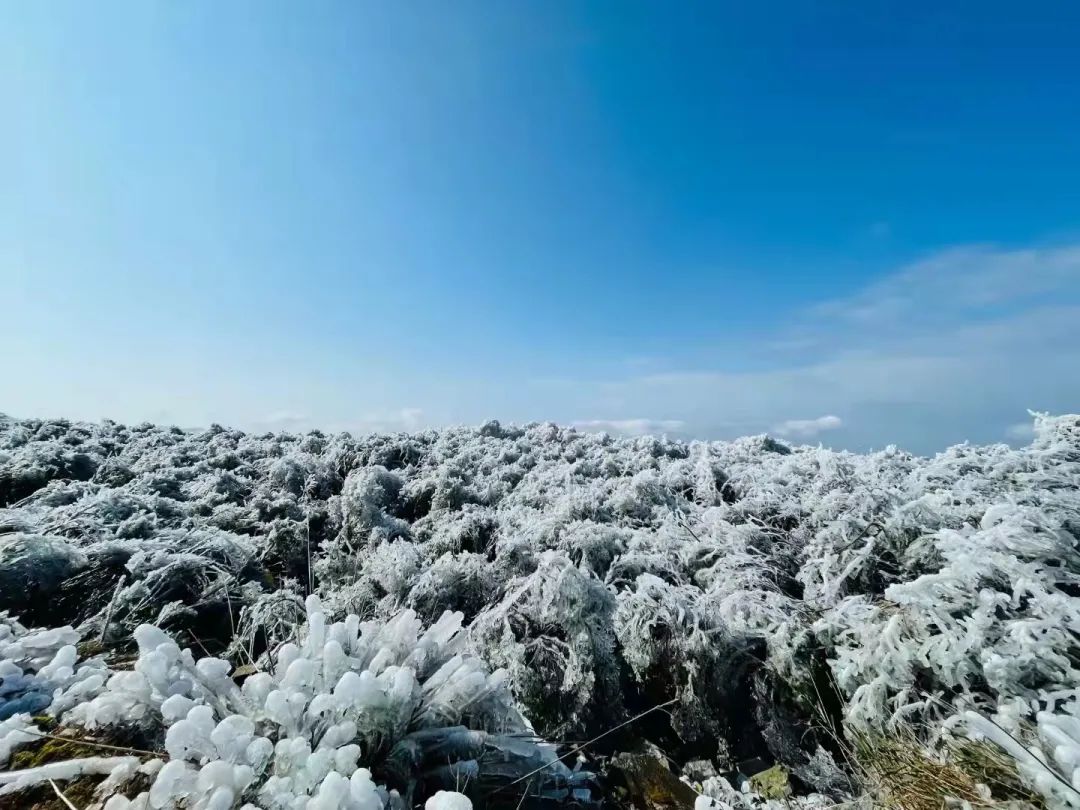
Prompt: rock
<box><xmin>748</xmin><ymin>765</ymin><xmax>791</xmax><ymax>800</ymax></box>
<box><xmin>681</xmin><ymin>759</ymin><xmax>718</xmax><ymax>784</ymax></box>
<box><xmin>608</xmin><ymin>752</ymin><xmax>699</xmax><ymax>810</ymax></box>
<box><xmin>230</xmin><ymin>663</ymin><xmax>260</xmax><ymax>683</ymax></box>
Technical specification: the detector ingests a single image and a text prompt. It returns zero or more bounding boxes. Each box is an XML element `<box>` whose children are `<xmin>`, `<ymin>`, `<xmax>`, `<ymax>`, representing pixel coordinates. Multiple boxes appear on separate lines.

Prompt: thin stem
<box><xmin>50</xmin><ymin>779</ymin><xmax>81</xmax><ymax>810</ymax></box>
<box><xmin>99</xmin><ymin>573</ymin><xmax>127</xmax><ymax>646</ymax></box>
<box><xmin>17</xmin><ymin>728</ymin><xmax>162</xmax><ymax>759</ymax></box>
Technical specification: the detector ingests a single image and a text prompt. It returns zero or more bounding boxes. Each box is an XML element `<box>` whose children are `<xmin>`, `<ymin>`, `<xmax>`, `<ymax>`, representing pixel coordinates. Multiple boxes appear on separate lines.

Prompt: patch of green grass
<box><xmin>10</xmin><ymin>734</ymin><xmax>104</xmax><ymax>770</ymax></box>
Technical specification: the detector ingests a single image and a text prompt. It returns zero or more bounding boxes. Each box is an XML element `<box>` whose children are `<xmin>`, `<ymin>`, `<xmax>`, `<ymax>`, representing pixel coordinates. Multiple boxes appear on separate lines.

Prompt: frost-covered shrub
<box><xmin>323</xmin><ymin>540</ymin><xmax>424</xmax><ymax>619</ymax></box>
<box><xmin>814</xmin><ymin>418</ymin><xmax>1080</xmax><ymax>736</ymax></box>
<box><xmin>414</xmin><ymin>504</ymin><xmax>499</xmax><ymax>558</ymax></box>
<box><xmin>106</xmin><ymin>531</ymin><xmax>262</xmax><ymax>637</ymax></box>
<box><xmin>555</xmin><ymin>521</ymin><xmax>629</xmax><ymax>577</ymax></box>
<box><xmin>316</xmin><ymin>467</ymin><xmax>411</xmax><ymax>589</ymax></box>
<box><xmin>337</xmin><ymin>467</ymin><xmax>408</xmax><ymax>546</ymax></box>
<box><xmin>268</xmin><ymin>454</ymin><xmax>315</xmax><ymax>498</ymax></box>
<box><xmin>406</xmin><ymin>553</ymin><xmax>497</xmax><ymax>624</ymax></box>
<box><xmin>470</xmin><ymin>552</ymin><xmax>622</xmax><ymax>738</ymax></box>
<box><xmin>1</xmin><ymin>412</ymin><xmax>1079</xmax><ymax>808</ymax></box>
<box><xmin>613</xmin><ymin>573</ymin><xmax>751</xmax><ymax>745</ymax></box>
<box><xmin>0</xmin><ymin>534</ymin><xmax>88</xmax><ymax>624</ymax></box>
<box><xmin>0</xmin><ymin>440</ymin><xmax>98</xmax><ymax>506</ymax></box>
<box><xmin>821</xmin><ymin>502</ymin><xmax>1080</xmax><ymax>730</ymax></box>
<box><xmin>228</xmin><ymin>589</ymin><xmax>308</xmax><ymax>664</ymax></box>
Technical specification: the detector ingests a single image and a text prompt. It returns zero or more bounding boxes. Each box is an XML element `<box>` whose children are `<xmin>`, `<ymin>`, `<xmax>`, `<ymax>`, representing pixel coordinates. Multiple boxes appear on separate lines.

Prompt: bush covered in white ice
<box><xmin>1</xmin><ymin>412</ymin><xmax>1078</xmax><ymax>808</ymax></box>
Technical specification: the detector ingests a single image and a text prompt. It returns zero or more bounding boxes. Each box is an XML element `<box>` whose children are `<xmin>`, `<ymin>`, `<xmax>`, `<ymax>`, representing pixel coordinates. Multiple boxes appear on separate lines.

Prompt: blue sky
<box><xmin>3</xmin><ymin>3</ymin><xmax>1079</xmax><ymax>452</ymax></box>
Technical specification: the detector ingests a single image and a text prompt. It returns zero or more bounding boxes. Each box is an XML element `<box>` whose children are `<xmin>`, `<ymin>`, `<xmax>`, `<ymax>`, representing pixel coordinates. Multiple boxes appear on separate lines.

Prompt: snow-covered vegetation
<box><xmin>0</xmin><ymin>412</ymin><xmax>1078</xmax><ymax>809</ymax></box>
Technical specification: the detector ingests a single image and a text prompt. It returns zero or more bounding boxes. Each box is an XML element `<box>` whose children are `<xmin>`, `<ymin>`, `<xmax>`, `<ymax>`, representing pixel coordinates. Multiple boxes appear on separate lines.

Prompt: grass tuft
<box><xmin>849</xmin><ymin>727</ymin><xmax>1044</xmax><ymax>810</ymax></box>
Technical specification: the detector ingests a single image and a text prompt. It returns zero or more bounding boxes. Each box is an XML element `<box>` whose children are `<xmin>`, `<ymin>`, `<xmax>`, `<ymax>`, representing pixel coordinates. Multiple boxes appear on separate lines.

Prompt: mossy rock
<box><xmin>77</xmin><ymin>638</ymin><xmax>106</xmax><ymax>659</ymax></box>
<box><xmin>748</xmin><ymin>764</ymin><xmax>791</xmax><ymax>799</ymax></box>
<box><xmin>10</xmin><ymin>730</ymin><xmax>106</xmax><ymax>770</ymax></box>
<box><xmin>608</xmin><ymin>752</ymin><xmax>699</xmax><ymax>810</ymax></box>
<box><xmin>30</xmin><ymin>715</ymin><xmax>58</xmax><ymax>732</ymax></box>
<box><xmin>3</xmin><ymin>725</ymin><xmax>155</xmax><ymax>810</ymax></box>
<box><xmin>0</xmin><ymin>775</ymin><xmax>103</xmax><ymax>810</ymax></box>
<box><xmin>3</xmin><ymin>724</ymin><xmax>106</xmax><ymax>810</ymax></box>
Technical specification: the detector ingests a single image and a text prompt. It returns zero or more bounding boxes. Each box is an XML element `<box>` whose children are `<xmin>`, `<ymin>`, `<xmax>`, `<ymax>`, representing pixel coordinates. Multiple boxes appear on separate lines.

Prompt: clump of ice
<box><xmin>0</xmin><ymin>755</ymin><xmax>139</xmax><ymax>797</ymax></box>
<box><xmin>60</xmin><ymin>596</ymin><xmax>575</xmax><ymax>809</ymax></box>
<box><xmin>425</xmin><ymin>790</ymin><xmax>472</xmax><ymax>810</ymax></box>
<box><xmin>695</xmin><ymin>775</ymin><xmax>835</xmax><ymax>810</ymax></box>
<box><xmin>0</xmin><ymin>613</ymin><xmax>107</xmax><ymax>723</ymax></box>
<box><xmin>0</xmin><ymin>714</ymin><xmax>36</xmax><ymax>767</ymax></box>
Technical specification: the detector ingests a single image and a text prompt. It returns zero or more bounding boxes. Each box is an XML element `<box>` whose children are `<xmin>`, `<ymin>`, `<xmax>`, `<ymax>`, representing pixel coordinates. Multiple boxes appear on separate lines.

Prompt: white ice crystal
<box><xmin>0</xmin><ymin>613</ymin><xmax>108</xmax><ymax>724</ymax></box>
<box><xmin>0</xmin><ymin>755</ymin><xmax>139</xmax><ymax>796</ymax></box>
<box><xmin>425</xmin><ymin>790</ymin><xmax>472</xmax><ymax>810</ymax></box>
<box><xmin>59</xmin><ymin>596</ymin><xmax>530</xmax><ymax>808</ymax></box>
<box><xmin>0</xmin><ymin>714</ymin><xmax>36</xmax><ymax>767</ymax></box>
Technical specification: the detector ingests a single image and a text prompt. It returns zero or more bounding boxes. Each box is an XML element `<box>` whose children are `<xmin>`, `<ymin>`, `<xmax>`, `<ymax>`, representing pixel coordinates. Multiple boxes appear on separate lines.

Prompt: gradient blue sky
<box><xmin>3</xmin><ymin>2</ymin><xmax>1079</xmax><ymax>452</ymax></box>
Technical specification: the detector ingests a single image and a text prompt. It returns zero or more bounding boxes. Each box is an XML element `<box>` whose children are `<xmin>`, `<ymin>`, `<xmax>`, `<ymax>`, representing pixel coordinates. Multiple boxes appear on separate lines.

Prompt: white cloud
<box><xmin>773</xmin><ymin>415</ymin><xmax>843</xmax><ymax>439</ymax></box>
<box><xmin>396</xmin><ymin>408</ymin><xmax>425</xmax><ymax>431</ymax></box>
<box><xmin>337</xmin><ymin>408</ymin><xmax>427</xmax><ymax>435</ymax></box>
<box><xmin>572</xmin><ymin>418</ymin><xmax>685</xmax><ymax>436</ymax></box>
<box><xmin>260</xmin><ymin>411</ymin><xmax>309</xmax><ymax>428</ymax></box>
<box><xmin>1005</xmin><ymin>421</ymin><xmax>1035</xmax><ymax>441</ymax></box>
<box><xmin>814</xmin><ymin>244</ymin><xmax>1080</xmax><ymax>326</ymax></box>
<box><xmin>254</xmin><ymin>408</ymin><xmax>426</xmax><ymax>435</ymax></box>
<box><xmin>568</xmin><ymin>242</ymin><xmax>1080</xmax><ymax>450</ymax></box>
